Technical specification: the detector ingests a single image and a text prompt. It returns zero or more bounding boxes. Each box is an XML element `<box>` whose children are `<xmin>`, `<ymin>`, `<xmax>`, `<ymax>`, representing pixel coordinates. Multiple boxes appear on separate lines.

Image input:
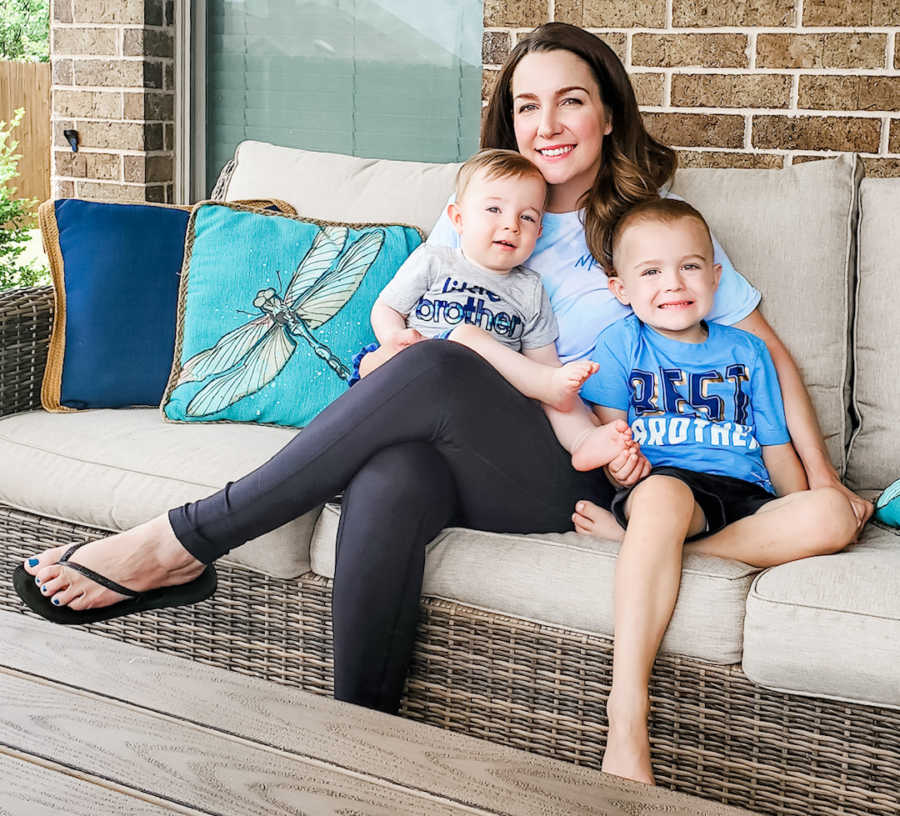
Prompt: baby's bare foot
<box><xmin>571</xmin><ymin>418</ymin><xmax>632</xmax><ymax>471</ymax></box>
<box><xmin>23</xmin><ymin>514</ymin><xmax>203</xmax><ymax>611</ymax></box>
<box><xmin>546</xmin><ymin>361</ymin><xmax>599</xmax><ymax>411</ymax></box>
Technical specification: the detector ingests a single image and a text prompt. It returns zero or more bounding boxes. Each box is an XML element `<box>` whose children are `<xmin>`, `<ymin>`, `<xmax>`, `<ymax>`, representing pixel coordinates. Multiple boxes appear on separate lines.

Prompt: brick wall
<box><xmin>483</xmin><ymin>2</ymin><xmax>900</xmax><ymax>176</ymax></box>
<box><xmin>50</xmin><ymin>0</ymin><xmax>175</xmax><ymax>202</ymax></box>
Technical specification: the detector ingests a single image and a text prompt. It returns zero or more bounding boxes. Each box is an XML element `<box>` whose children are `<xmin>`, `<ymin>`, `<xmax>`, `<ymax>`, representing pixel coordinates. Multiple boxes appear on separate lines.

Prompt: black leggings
<box><xmin>169</xmin><ymin>340</ymin><xmax>614</xmax><ymax>711</ymax></box>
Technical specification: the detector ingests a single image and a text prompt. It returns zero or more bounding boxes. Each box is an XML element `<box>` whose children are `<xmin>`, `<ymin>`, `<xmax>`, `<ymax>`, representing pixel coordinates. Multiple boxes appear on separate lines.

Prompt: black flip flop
<box><xmin>12</xmin><ymin>541</ymin><xmax>217</xmax><ymax>626</ymax></box>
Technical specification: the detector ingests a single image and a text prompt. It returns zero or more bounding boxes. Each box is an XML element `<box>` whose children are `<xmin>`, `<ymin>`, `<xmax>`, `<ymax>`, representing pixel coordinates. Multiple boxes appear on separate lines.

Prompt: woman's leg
<box><xmin>332</xmin><ymin>442</ymin><xmax>457</xmax><ymax>712</ymax></box>
<box><xmin>28</xmin><ymin>341</ymin><xmax>612</xmax><ymax>607</ymax></box>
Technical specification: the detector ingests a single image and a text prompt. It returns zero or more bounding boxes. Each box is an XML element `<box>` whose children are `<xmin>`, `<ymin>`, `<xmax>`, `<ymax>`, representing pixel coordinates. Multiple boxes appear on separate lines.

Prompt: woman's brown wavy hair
<box><xmin>481</xmin><ymin>22</ymin><xmax>677</xmax><ymax>268</ymax></box>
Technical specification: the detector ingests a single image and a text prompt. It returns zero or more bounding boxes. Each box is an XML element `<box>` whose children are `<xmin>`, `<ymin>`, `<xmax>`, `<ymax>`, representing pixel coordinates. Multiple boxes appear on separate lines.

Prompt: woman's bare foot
<box><xmin>602</xmin><ymin>694</ymin><xmax>655</xmax><ymax>785</ymax></box>
<box><xmin>22</xmin><ymin>514</ymin><xmax>204</xmax><ymax>611</ymax></box>
<box><xmin>571</xmin><ymin>418</ymin><xmax>633</xmax><ymax>471</ymax></box>
<box><xmin>545</xmin><ymin>360</ymin><xmax>599</xmax><ymax>411</ymax></box>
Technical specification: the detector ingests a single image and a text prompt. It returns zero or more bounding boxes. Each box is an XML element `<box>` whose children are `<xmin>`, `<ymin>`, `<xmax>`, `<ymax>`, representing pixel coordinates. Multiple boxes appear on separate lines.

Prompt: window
<box><xmin>186</xmin><ymin>0</ymin><xmax>482</xmax><ymax>199</ymax></box>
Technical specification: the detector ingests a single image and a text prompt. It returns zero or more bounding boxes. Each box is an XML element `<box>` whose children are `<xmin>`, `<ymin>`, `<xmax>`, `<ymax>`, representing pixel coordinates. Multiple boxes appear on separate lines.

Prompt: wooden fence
<box><xmin>0</xmin><ymin>60</ymin><xmax>51</xmax><ymax>206</ymax></box>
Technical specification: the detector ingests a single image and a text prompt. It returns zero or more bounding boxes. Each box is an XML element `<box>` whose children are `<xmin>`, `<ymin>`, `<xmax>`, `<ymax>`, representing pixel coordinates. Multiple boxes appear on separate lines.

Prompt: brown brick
<box><xmin>123</xmin><ymin>28</ymin><xmax>174</xmax><ymax>58</ymax></box>
<box><xmin>54</xmin><ymin>89</ymin><xmax>123</xmax><ymax>119</ymax></box>
<box><xmin>53</xmin><ymin>179</ymin><xmax>75</xmax><ymax>198</ymax></box>
<box><xmin>757</xmin><ymin>34</ymin><xmax>887</xmax><ymax>70</ymax></box>
<box><xmin>862</xmin><ymin>157</ymin><xmax>900</xmax><ymax>177</ymax></box>
<box><xmin>643</xmin><ymin>112</ymin><xmax>745</xmax><ymax>148</ymax></box>
<box><xmin>513</xmin><ymin>28</ymin><xmax>627</xmax><ymax>63</ymax></box>
<box><xmin>54</xmin><ymin>120</ymin><xmax>147</xmax><ymax>150</ymax></box>
<box><xmin>52</xmin><ymin>26</ymin><xmax>118</xmax><ymax>56</ymax></box>
<box><xmin>633</xmin><ymin>34</ymin><xmax>749</xmax><ymax>69</ymax></box>
<box><xmin>52</xmin><ymin>120</ymin><xmax>75</xmax><ymax>149</ymax></box>
<box><xmin>123</xmin><ymin>153</ymin><xmax>173</xmax><ymax>183</ymax></box>
<box><xmin>163</xmin><ymin>62</ymin><xmax>174</xmax><ymax>91</ymax></box>
<box><xmin>677</xmin><ymin>150</ymin><xmax>784</xmax><ymax>169</ymax></box>
<box><xmin>799</xmin><ymin>76</ymin><xmax>900</xmax><ymax>112</ymax></box>
<box><xmin>484</xmin><ymin>0</ymin><xmax>546</xmax><ymax>27</ymax></box>
<box><xmin>55</xmin><ymin>0</ymin><xmax>73</xmax><ymax>23</ymax></box>
<box><xmin>671</xmin><ymin>74</ymin><xmax>791</xmax><ymax>109</ymax></box>
<box><xmin>164</xmin><ymin>123</ymin><xmax>174</xmax><ymax>151</ymax></box>
<box><xmin>147</xmin><ymin>91</ymin><xmax>174</xmax><ymax>121</ymax></box>
<box><xmin>165</xmin><ymin>0</ymin><xmax>174</xmax><ymax>26</ymax></box>
<box><xmin>144</xmin><ymin>61</ymin><xmax>163</xmax><ymax>89</ymax></box>
<box><xmin>76</xmin><ymin>180</ymin><xmax>148</xmax><ymax>202</ymax></box>
<box><xmin>896</xmin><ymin>33</ymin><xmax>900</xmax><ymax>69</ymax></box>
<box><xmin>631</xmin><ymin>72</ymin><xmax>665</xmax><ymax>107</ymax></box>
<box><xmin>72</xmin><ymin>0</ymin><xmax>145</xmax><ymax>24</ymax></box>
<box><xmin>52</xmin><ymin>58</ymin><xmax>74</xmax><ymax>86</ymax></box>
<box><xmin>753</xmin><ymin>115</ymin><xmax>880</xmax><ymax>152</ymax></box>
<box><xmin>145</xmin><ymin>184</ymin><xmax>166</xmax><ymax>203</ymax></box>
<box><xmin>803</xmin><ymin>0</ymin><xmax>900</xmax><ymax>26</ymax></box>
<box><xmin>144</xmin><ymin>0</ymin><xmax>164</xmax><ymax>26</ymax></box>
<box><xmin>673</xmin><ymin>0</ymin><xmax>794</xmax><ymax>26</ymax></box>
<box><xmin>556</xmin><ymin>0</ymin><xmax>665</xmax><ymax>27</ymax></box>
<box><xmin>483</xmin><ymin>31</ymin><xmax>511</xmax><ymax>65</ymax></box>
<box><xmin>890</xmin><ymin>119</ymin><xmax>900</xmax><ymax>152</ymax></box>
<box><xmin>54</xmin><ymin>150</ymin><xmax>121</xmax><ymax>180</ymax></box>
<box><xmin>482</xmin><ymin>68</ymin><xmax>500</xmax><ymax>103</ymax></box>
<box><xmin>75</xmin><ymin>59</ymin><xmax>144</xmax><ymax>87</ymax></box>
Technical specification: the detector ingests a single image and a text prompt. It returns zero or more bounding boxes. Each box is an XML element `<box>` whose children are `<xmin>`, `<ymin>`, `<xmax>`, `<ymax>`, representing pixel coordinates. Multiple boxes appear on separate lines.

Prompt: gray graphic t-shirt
<box><xmin>377</xmin><ymin>245</ymin><xmax>558</xmax><ymax>351</ymax></box>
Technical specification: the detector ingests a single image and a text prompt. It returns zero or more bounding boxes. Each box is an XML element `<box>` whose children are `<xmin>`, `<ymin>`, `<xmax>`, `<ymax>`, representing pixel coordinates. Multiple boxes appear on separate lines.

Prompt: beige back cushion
<box><xmin>671</xmin><ymin>154</ymin><xmax>861</xmax><ymax>474</ymax></box>
<box><xmin>223</xmin><ymin>140</ymin><xmax>460</xmax><ymax>235</ymax></box>
<box><xmin>845</xmin><ymin>178</ymin><xmax>900</xmax><ymax>491</ymax></box>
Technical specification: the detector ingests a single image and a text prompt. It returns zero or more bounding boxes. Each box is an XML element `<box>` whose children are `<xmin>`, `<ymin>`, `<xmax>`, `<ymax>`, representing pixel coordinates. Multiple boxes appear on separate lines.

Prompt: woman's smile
<box><xmin>511</xmin><ymin>50</ymin><xmax>612</xmax><ymax>212</ymax></box>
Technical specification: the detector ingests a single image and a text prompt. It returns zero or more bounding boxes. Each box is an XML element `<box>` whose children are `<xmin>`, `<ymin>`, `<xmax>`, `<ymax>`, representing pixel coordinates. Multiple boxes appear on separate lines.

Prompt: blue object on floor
<box><xmin>873</xmin><ymin>477</ymin><xmax>900</xmax><ymax>531</ymax></box>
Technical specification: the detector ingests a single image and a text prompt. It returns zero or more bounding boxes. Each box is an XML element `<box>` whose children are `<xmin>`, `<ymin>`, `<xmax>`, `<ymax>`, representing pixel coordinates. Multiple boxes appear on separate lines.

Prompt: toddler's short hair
<box><xmin>455</xmin><ymin>148</ymin><xmax>548</xmax><ymax>208</ymax></box>
<box><xmin>609</xmin><ymin>197</ymin><xmax>713</xmax><ymax>277</ymax></box>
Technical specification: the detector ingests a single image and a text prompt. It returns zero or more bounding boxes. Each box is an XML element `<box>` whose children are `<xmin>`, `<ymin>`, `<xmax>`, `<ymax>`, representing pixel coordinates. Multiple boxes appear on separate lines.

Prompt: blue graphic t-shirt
<box><xmin>581</xmin><ymin>316</ymin><xmax>790</xmax><ymax>492</ymax></box>
<box><xmin>427</xmin><ymin>195</ymin><xmax>761</xmax><ymax>363</ymax></box>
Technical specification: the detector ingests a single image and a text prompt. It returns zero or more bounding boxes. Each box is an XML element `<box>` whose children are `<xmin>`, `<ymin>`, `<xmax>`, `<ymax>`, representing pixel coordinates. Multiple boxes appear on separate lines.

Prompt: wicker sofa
<box><xmin>1</xmin><ymin>142</ymin><xmax>898</xmax><ymax>816</ymax></box>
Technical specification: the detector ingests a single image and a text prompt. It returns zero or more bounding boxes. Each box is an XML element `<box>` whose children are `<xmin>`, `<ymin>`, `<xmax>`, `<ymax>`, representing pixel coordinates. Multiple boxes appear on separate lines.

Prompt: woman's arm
<box><xmin>735</xmin><ymin>307</ymin><xmax>873</xmax><ymax>528</ymax></box>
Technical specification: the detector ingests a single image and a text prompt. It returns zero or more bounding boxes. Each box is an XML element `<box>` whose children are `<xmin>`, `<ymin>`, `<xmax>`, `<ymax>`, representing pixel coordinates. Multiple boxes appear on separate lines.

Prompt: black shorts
<box><xmin>610</xmin><ymin>466</ymin><xmax>777</xmax><ymax>538</ymax></box>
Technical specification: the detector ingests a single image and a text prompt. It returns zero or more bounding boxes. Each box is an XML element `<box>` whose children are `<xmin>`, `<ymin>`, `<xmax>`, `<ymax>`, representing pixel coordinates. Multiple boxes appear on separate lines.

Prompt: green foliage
<box><xmin>0</xmin><ymin>108</ymin><xmax>48</xmax><ymax>290</ymax></box>
<box><xmin>0</xmin><ymin>0</ymin><xmax>49</xmax><ymax>61</ymax></box>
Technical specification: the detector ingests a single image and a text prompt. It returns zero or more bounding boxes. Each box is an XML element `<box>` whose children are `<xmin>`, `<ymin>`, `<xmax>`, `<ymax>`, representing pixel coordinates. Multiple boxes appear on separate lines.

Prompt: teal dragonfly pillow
<box><xmin>162</xmin><ymin>202</ymin><xmax>423</xmax><ymax>427</ymax></box>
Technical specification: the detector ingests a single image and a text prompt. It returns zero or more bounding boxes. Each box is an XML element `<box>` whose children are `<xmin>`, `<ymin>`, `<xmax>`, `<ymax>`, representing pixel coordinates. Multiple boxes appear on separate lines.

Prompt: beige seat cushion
<box><xmin>742</xmin><ymin>524</ymin><xmax>900</xmax><ymax>708</ymax></box>
<box><xmin>671</xmin><ymin>154</ymin><xmax>861</xmax><ymax>475</ymax></box>
<box><xmin>223</xmin><ymin>140</ymin><xmax>460</xmax><ymax>236</ymax></box>
<box><xmin>311</xmin><ymin>504</ymin><xmax>761</xmax><ymax>664</ymax></box>
<box><xmin>845</xmin><ymin>177</ymin><xmax>900</xmax><ymax>491</ymax></box>
<box><xmin>0</xmin><ymin>410</ymin><xmax>319</xmax><ymax>578</ymax></box>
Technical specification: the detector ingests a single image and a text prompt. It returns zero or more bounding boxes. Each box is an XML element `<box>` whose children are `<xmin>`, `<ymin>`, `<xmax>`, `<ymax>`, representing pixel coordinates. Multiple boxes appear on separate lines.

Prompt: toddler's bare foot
<box><xmin>603</xmin><ymin>694</ymin><xmax>655</xmax><ymax>785</ymax></box>
<box><xmin>572</xmin><ymin>501</ymin><xmax>625</xmax><ymax>541</ymax></box>
<box><xmin>545</xmin><ymin>360</ymin><xmax>599</xmax><ymax>411</ymax></box>
<box><xmin>22</xmin><ymin>514</ymin><xmax>204</xmax><ymax>611</ymax></box>
<box><xmin>571</xmin><ymin>418</ymin><xmax>633</xmax><ymax>471</ymax></box>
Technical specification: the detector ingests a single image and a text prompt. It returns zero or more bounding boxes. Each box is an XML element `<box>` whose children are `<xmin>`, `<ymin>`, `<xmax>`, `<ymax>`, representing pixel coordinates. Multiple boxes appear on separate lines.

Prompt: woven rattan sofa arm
<box><xmin>0</xmin><ymin>285</ymin><xmax>54</xmax><ymax>417</ymax></box>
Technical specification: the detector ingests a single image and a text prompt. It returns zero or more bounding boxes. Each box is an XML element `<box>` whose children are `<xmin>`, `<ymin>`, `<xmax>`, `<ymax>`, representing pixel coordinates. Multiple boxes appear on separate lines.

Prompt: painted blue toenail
<box><xmin>52</xmin><ymin>598</ymin><xmax>60</xmax><ymax>605</ymax></box>
<box><xmin>34</xmin><ymin>576</ymin><xmax>41</xmax><ymax>585</ymax></box>
<box><xmin>27</xmin><ymin>557</ymin><xmax>39</xmax><ymax>567</ymax></box>
<box><xmin>41</xmin><ymin>585</ymin><xmax>48</xmax><ymax>593</ymax></box>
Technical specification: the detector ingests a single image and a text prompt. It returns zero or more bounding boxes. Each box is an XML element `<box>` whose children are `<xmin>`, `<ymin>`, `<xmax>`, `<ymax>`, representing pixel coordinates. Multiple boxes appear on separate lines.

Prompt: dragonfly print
<box><xmin>175</xmin><ymin>225</ymin><xmax>385</xmax><ymax>417</ymax></box>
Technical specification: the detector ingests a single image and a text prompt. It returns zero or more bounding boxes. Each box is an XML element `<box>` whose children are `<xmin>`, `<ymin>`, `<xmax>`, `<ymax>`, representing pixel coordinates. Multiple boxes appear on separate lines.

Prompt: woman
<box><xmin>20</xmin><ymin>22</ymin><xmax>870</xmax><ymax>781</ymax></box>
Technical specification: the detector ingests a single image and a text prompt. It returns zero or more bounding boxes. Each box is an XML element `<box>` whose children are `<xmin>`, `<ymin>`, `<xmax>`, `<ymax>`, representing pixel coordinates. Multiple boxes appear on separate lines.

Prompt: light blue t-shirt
<box><xmin>582</xmin><ymin>315</ymin><xmax>790</xmax><ymax>492</ymax></box>
<box><xmin>427</xmin><ymin>196</ymin><xmax>761</xmax><ymax>363</ymax></box>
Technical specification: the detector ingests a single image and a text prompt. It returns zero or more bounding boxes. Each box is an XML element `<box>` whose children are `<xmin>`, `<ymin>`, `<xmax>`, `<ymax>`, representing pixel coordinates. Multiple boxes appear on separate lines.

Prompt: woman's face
<box><xmin>511</xmin><ymin>49</ymin><xmax>612</xmax><ymax>213</ymax></box>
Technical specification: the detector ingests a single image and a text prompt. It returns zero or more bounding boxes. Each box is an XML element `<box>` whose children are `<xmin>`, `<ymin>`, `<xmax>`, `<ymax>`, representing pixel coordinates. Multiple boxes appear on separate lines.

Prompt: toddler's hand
<box><xmin>605</xmin><ymin>445</ymin><xmax>651</xmax><ymax>487</ymax></box>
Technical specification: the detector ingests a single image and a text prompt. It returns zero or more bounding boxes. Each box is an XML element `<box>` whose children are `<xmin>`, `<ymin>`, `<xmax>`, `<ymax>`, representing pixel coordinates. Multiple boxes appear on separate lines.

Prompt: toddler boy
<box><xmin>579</xmin><ymin>197</ymin><xmax>858</xmax><ymax>784</ymax></box>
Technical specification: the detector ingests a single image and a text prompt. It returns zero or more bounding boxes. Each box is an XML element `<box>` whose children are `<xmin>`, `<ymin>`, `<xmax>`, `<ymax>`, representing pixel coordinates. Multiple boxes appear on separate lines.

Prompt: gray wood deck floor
<box><xmin>0</xmin><ymin>611</ymin><xmax>755</xmax><ymax>815</ymax></box>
